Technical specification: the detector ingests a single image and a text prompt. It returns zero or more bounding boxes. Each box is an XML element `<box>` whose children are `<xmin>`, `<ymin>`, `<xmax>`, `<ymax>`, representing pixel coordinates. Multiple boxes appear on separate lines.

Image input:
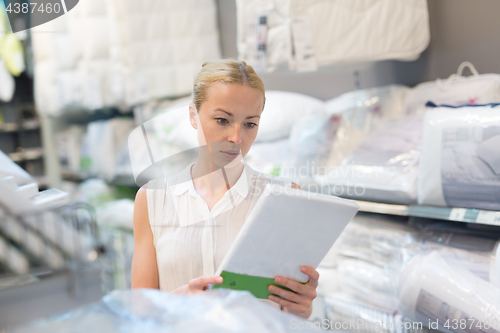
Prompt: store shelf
<box><xmin>62</xmin><ymin>170</ymin><xmax>139</xmax><ymax>188</ymax></box>
<box><xmin>0</xmin><ymin>119</ymin><xmax>40</xmax><ymax>133</ymax></box>
<box><xmin>8</xmin><ymin>147</ymin><xmax>44</xmax><ymax>162</ymax></box>
<box><xmin>356</xmin><ymin>200</ymin><xmax>500</xmax><ymax>226</ymax></box>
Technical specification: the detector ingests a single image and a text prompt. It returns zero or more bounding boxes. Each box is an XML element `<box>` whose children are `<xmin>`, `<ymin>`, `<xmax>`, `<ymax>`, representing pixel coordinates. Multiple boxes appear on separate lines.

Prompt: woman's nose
<box><xmin>227</xmin><ymin>124</ymin><xmax>242</xmax><ymax>144</ymax></box>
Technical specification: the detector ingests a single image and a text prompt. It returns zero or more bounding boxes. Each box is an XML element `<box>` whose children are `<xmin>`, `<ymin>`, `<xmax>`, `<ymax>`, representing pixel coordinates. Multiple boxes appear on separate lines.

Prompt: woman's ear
<box><xmin>189</xmin><ymin>104</ymin><xmax>198</xmax><ymax>130</ymax></box>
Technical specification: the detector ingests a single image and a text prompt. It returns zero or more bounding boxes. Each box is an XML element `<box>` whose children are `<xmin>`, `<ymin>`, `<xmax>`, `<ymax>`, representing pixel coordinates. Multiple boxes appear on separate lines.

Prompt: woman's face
<box><xmin>189</xmin><ymin>83</ymin><xmax>264</xmax><ymax>168</ymax></box>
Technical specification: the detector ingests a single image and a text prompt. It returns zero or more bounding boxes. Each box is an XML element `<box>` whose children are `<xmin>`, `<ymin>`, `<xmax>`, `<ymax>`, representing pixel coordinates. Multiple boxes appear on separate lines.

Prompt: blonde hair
<box><xmin>192</xmin><ymin>59</ymin><xmax>265</xmax><ymax>111</ymax></box>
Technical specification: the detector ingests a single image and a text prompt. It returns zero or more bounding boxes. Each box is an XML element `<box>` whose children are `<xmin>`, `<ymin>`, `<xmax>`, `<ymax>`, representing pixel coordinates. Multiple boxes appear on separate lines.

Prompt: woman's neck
<box><xmin>191</xmin><ymin>154</ymin><xmax>244</xmax><ymax>197</ymax></box>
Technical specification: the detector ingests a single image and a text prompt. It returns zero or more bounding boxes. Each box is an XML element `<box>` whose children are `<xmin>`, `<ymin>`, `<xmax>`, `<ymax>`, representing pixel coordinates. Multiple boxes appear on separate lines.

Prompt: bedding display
<box><xmin>31</xmin><ymin>0</ymin><xmax>221</xmax><ymax>115</ymax></box>
<box><xmin>318</xmin><ymin>214</ymin><xmax>500</xmax><ymax>332</ymax></box>
<box><xmin>237</xmin><ymin>0</ymin><xmax>430</xmax><ymax>72</ymax></box>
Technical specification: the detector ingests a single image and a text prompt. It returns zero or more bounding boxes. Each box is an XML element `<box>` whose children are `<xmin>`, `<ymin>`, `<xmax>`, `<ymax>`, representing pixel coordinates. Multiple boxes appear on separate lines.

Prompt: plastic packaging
<box><xmin>421</xmin><ymin>228</ymin><xmax>500</xmax><ymax>286</ymax></box>
<box><xmin>398</xmin><ymin>251</ymin><xmax>500</xmax><ymax>333</ymax></box>
<box><xmin>337</xmin><ymin>258</ymin><xmax>398</xmax><ymax>311</ymax></box>
<box><xmin>324</xmin><ymin>292</ymin><xmax>418</xmax><ymax>333</ymax></box>
<box><xmin>405</xmin><ymin>62</ymin><xmax>500</xmax><ymax>114</ymax></box>
<box><xmin>418</xmin><ymin>105</ymin><xmax>500</xmax><ymax>210</ymax></box>
<box><xmin>12</xmin><ymin>289</ymin><xmax>318</xmax><ymax>333</ymax></box>
<box><xmin>334</xmin><ymin>213</ymin><xmax>419</xmax><ymax>268</ymax></box>
<box><xmin>283</xmin><ymin>113</ymin><xmax>341</xmax><ymax>186</ymax></box>
<box><xmin>325</xmin><ymin>85</ymin><xmax>409</xmax><ymax>168</ymax></box>
<box><xmin>320</xmin><ymin>115</ymin><xmax>422</xmax><ymax>204</ymax></box>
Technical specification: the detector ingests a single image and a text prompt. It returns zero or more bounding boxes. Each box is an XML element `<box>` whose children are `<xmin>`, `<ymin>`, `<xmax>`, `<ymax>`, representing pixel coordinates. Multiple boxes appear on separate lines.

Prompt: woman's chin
<box><xmin>214</xmin><ymin>153</ymin><xmax>243</xmax><ymax>169</ymax></box>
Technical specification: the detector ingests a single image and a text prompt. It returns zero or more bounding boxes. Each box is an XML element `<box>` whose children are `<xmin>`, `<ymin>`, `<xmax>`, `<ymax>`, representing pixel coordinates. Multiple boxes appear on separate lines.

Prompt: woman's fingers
<box><xmin>268</xmin><ymin>294</ymin><xmax>310</xmax><ymax>314</ymax></box>
<box><xmin>269</xmin><ymin>284</ymin><xmax>308</xmax><ymax>305</ymax></box>
<box><xmin>188</xmin><ymin>275</ymin><xmax>223</xmax><ymax>293</ymax></box>
<box><xmin>268</xmin><ymin>266</ymin><xmax>319</xmax><ymax>318</ymax></box>
<box><xmin>273</xmin><ymin>276</ymin><xmax>317</xmax><ymax>301</ymax></box>
<box><xmin>301</xmin><ymin>266</ymin><xmax>319</xmax><ymax>288</ymax></box>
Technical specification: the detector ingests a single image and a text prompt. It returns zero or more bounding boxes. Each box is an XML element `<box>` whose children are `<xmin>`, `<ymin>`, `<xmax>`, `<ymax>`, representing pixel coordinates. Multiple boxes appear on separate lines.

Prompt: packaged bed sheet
<box><xmin>237</xmin><ymin>0</ymin><xmax>430</xmax><ymax>72</ymax></box>
<box><xmin>418</xmin><ymin>104</ymin><xmax>500</xmax><ymax>210</ymax></box>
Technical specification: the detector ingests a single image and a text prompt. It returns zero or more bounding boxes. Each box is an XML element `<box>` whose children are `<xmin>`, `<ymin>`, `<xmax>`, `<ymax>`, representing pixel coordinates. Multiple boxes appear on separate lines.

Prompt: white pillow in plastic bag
<box><xmin>418</xmin><ymin>105</ymin><xmax>500</xmax><ymax>210</ymax></box>
<box><xmin>256</xmin><ymin>91</ymin><xmax>326</xmax><ymax>143</ymax></box>
<box><xmin>405</xmin><ymin>62</ymin><xmax>500</xmax><ymax>114</ymax></box>
<box><xmin>321</xmin><ymin>115</ymin><xmax>422</xmax><ymax>204</ymax></box>
<box><xmin>398</xmin><ymin>251</ymin><xmax>500</xmax><ymax>332</ymax></box>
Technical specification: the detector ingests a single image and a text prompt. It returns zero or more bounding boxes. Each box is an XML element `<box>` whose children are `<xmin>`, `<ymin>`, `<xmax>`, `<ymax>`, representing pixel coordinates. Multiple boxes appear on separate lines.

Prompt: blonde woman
<box><xmin>132</xmin><ymin>59</ymin><xmax>318</xmax><ymax>319</ymax></box>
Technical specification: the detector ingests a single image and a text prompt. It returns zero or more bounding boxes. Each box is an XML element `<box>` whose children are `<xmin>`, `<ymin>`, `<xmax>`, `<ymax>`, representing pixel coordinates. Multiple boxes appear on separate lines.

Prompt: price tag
<box><xmin>449</xmin><ymin>208</ymin><xmax>467</xmax><ymax>221</ymax></box>
<box><xmin>476</xmin><ymin>210</ymin><xmax>500</xmax><ymax>225</ymax></box>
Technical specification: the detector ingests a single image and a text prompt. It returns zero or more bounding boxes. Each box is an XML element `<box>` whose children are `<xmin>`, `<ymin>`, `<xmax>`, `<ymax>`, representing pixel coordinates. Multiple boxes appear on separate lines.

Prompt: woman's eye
<box><xmin>216</xmin><ymin>118</ymin><xmax>228</xmax><ymax>124</ymax></box>
<box><xmin>245</xmin><ymin>122</ymin><xmax>258</xmax><ymax>128</ymax></box>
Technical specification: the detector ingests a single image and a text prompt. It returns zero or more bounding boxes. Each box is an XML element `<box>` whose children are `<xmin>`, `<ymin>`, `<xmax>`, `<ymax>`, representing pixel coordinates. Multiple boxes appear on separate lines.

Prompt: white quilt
<box><xmin>237</xmin><ymin>0</ymin><xmax>430</xmax><ymax>72</ymax></box>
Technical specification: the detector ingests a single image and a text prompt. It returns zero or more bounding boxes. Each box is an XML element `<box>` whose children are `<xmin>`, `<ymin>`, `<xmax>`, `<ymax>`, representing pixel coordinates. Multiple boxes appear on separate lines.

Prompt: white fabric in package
<box><xmin>333</xmin><ymin>213</ymin><xmax>419</xmax><ymax>268</ymax></box>
<box><xmin>418</xmin><ymin>106</ymin><xmax>500</xmax><ymax>210</ymax></box>
<box><xmin>337</xmin><ymin>258</ymin><xmax>398</xmax><ymax>311</ymax></box>
<box><xmin>324</xmin><ymin>85</ymin><xmax>409</xmax><ymax>167</ymax></box>
<box><xmin>288</xmin><ymin>0</ymin><xmax>430</xmax><ymax>67</ymax></box>
<box><xmin>321</xmin><ymin>115</ymin><xmax>422</xmax><ymax>204</ymax></box>
<box><xmin>237</xmin><ymin>0</ymin><xmax>429</xmax><ymax>72</ymax></box>
<box><xmin>398</xmin><ymin>251</ymin><xmax>500</xmax><ymax>333</ymax></box>
<box><xmin>256</xmin><ymin>91</ymin><xmax>326</xmax><ymax>143</ymax></box>
<box><xmin>12</xmin><ymin>289</ymin><xmax>317</xmax><ymax>333</ymax></box>
<box><xmin>405</xmin><ymin>63</ymin><xmax>500</xmax><ymax>114</ymax></box>
<box><xmin>422</xmin><ymin>229</ymin><xmax>500</xmax><ymax>287</ymax></box>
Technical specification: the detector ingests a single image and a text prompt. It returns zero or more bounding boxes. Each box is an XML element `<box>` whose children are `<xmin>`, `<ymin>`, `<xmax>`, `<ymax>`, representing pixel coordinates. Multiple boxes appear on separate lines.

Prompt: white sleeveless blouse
<box><xmin>146</xmin><ymin>161</ymin><xmax>292</xmax><ymax>308</ymax></box>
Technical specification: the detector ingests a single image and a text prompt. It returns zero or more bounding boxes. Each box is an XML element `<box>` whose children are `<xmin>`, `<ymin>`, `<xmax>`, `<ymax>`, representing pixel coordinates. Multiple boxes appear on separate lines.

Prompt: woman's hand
<box><xmin>172</xmin><ymin>275</ymin><xmax>223</xmax><ymax>294</ymax></box>
<box><xmin>268</xmin><ymin>266</ymin><xmax>319</xmax><ymax>319</ymax></box>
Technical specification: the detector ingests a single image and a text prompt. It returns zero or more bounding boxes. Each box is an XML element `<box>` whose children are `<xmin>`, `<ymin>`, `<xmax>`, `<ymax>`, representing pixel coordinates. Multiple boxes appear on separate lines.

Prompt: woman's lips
<box><xmin>221</xmin><ymin>150</ymin><xmax>240</xmax><ymax>160</ymax></box>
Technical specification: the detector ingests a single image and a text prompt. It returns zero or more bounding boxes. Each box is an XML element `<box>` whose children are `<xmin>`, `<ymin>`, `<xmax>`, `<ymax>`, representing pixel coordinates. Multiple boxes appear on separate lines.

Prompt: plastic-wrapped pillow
<box><xmin>320</xmin><ymin>115</ymin><xmax>422</xmax><ymax>204</ymax></box>
<box><xmin>398</xmin><ymin>251</ymin><xmax>500</xmax><ymax>332</ymax></box>
<box><xmin>418</xmin><ymin>105</ymin><xmax>500</xmax><ymax>210</ymax></box>
<box><xmin>404</xmin><ymin>62</ymin><xmax>500</xmax><ymax>114</ymax></box>
<box><xmin>256</xmin><ymin>91</ymin><xmax>326</xmax><ymax>143</ymax></box>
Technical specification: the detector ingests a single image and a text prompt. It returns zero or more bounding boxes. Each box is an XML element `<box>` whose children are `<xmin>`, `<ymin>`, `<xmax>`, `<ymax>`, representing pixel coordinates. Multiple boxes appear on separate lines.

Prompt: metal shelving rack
<box><xmin>0</xmin><ymin>198</ymin><xmax>111</xmax><ymax>330</ymax></box>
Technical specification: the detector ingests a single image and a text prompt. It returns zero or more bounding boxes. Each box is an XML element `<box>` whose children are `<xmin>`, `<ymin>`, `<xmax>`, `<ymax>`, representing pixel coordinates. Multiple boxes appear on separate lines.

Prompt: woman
<box><xmin>132</xmin><ymin>59</ymin><xmax>319</xmax><ymax>319</ymax></box>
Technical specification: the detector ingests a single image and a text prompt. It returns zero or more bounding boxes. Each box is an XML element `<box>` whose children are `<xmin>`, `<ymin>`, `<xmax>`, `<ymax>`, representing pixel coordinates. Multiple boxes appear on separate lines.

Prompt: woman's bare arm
<box><xmin>131</xmin><ymin>187</ymin><xmax>159</xmax><ymax>289</ymax></box>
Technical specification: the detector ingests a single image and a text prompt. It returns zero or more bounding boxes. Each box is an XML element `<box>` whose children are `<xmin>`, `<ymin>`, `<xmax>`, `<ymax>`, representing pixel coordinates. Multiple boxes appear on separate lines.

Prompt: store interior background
<box><xmin>2</xmin><ymin>0</ymin><xmax>500</xmax><ymax>330</ymax></box>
